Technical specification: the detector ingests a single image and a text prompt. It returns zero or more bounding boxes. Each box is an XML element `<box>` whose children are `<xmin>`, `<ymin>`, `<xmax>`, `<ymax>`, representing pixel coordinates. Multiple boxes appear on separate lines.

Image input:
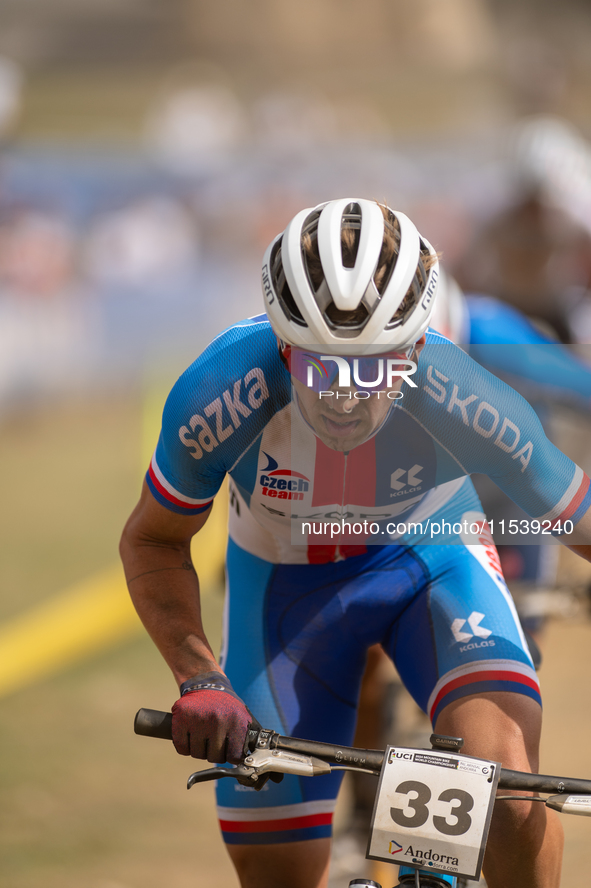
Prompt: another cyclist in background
<box><xmin>455</xmin><ymin>115</ymin><xmax>591</xmax><ymax>344</ymax></box>
<box><xmin>120</xmin><ymin>198</ymin><xmax>591</xmax><ymax>888</ymax></box>
<box><xmin>434</xmin><ymin>272</ymin><xmax>591</xmax><ymax>636</ymax></box>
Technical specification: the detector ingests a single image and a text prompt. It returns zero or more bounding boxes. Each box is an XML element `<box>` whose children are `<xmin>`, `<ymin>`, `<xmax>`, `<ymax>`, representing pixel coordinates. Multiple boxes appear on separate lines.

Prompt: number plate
<box><xmin>367</xmin><ymin>746</ymin><xmax>500</xmax><ymax>880</ymax></box>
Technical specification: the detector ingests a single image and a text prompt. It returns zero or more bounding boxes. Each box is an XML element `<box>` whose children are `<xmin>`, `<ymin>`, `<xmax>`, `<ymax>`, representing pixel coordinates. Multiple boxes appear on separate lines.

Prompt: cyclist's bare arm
<box><xmin>119</xmin><ymin>480</ymin><xmax>220</xmax><ymax>686</ymax></box>
<box><xmin>564</xmin><ymin>506</ymin><xmax>591</xmax><ymax>561</ymax></box>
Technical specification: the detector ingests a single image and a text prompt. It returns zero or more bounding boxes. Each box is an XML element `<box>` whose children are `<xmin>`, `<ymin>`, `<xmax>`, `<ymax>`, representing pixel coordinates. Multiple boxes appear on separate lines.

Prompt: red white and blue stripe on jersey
<box><xmin>539</xmin><ymin>465</ymin><xmax>591</xmax><ymax>533</ymax></box>
<box><xmin>427</xmin><ymin>661</ymin><xmax>541</xmax><ymax>725</ymax></box>
<box><xmin>217</xmin><ymin>800</ymin><xmax>335</xmax><ymax>845</ymax></box>
<box><xmin>146</xmin><ymin>453</ymin><xmax>213</xmax><ymax>515</ymax></box>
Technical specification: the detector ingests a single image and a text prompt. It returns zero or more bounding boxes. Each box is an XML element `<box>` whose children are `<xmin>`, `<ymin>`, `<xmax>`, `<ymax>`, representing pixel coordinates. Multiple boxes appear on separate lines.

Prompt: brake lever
<box><xmin>187</xmin><ymin>764</ymin><xmax>256</xmax><ymax>788</ymax></box>
<box><xmin>186</xmin><ymin>747</ymin><xmax>332</xmax><ymax>791</ymax></box>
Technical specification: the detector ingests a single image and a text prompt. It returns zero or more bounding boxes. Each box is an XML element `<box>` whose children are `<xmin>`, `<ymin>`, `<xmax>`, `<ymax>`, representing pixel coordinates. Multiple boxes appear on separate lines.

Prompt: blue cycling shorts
<box><xmin>216</xmin><ymin>479</ymin><xmax>539</xmax><ymax>846</ymax></box>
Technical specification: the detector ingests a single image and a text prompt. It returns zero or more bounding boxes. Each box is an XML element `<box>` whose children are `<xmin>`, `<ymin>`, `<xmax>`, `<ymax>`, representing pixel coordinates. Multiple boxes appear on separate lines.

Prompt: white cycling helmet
<box><xmin>261</xmin><ymin>198</ymin><xmax>439</xmax><ymax>355</ymax></box>
<box><xmin>511</xmin><ymin>115</ymin><xmax>591</xmax><ymax>202</ymax></box>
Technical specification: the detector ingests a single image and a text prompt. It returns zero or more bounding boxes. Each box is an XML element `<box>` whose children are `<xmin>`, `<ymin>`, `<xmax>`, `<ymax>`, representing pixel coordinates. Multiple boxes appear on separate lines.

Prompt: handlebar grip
<box><xmin>134</xmin><ymin>708</ymin><xmax>173</xmax><ymax>740</ymax></box>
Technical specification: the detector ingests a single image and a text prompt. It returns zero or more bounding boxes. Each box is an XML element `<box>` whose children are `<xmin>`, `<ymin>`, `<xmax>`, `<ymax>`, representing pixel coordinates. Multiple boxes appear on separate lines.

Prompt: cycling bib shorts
<box><xmin>216</xmin><ymin>479</ymin><xmax>539</xmax><ymax>846</ymax></box>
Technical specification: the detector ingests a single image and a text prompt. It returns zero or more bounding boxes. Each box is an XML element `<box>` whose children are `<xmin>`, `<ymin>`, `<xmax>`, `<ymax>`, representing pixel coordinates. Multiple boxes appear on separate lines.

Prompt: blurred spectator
<box><xmin>455</xmin><ymin>116</ymin><xmax>591</xmax><ymax>343</ymax></box>
<box><xmin>0</xmin><ymin>205</ymin><xmax>75</xmax><ymax>298</ymax></box>
<box><xmin>0</xmin><ymin>55</ymin><xmax>22</xmax><ymax>137</ymax></box>
<box><xmin>83</xmin><ymin>195</ymin><xmax>200</xmax><ymax>289</ymax></box>
<box><xmin>0</xmin><ymin>204</ymin><xmax>99</xmax><ymax>407</ymax></box>
<box><xmin>253</xmin><ymin>90</ymin><xmax>337</xmax><ymax>153</ymax></box>
<box><xmin>145</xmin><ymin>83</ymin><xmax>247</xmax><ymax>174</ymax></box>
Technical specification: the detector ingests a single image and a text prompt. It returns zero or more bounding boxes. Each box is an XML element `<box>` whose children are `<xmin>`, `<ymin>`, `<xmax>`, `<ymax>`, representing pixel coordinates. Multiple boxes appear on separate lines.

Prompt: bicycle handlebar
<box><xmin>134</xmin><ymin>707</ymin><xmax>173</xmax><ymax>740</ymax></box>
<box><xmin>134</xmin><ymin>707</ymin><xmax>591</xmax><ymax>796</ymax></box>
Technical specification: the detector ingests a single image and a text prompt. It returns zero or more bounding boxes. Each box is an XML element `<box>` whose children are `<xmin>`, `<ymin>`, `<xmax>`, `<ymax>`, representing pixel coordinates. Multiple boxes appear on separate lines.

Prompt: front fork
<box><xmin>397</xmin><ymin>866</ymin><xmax>457</xmax><ymax>887</ymax></box>
<box><xmin>348</xmin><ymin>870</ymin><xmax>456</xmax><ymax>888</ymax></box>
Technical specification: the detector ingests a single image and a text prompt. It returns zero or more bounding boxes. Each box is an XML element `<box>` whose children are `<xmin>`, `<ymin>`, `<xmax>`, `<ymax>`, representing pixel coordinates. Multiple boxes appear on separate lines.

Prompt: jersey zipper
<box><xmin>335</xmin><ymin>452</ymin><xmax>348</xmax><ymax>559</ymax></box>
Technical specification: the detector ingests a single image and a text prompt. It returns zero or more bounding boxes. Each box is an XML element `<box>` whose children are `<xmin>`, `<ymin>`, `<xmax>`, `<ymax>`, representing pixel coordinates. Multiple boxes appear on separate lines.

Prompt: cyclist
<box><xmin>120</xmin><ymin>199</ymin><xmax>591</xmax><ymax>888</ymax></box>
<box><xmin>434</xmin><ymin>272</ymin><xmax>591</xmax><ymax>634</ymax></box>
<box><xmin>455</xmin><ymin>115</ymin><xmax>591</xmax><ymax>344</ymax></box>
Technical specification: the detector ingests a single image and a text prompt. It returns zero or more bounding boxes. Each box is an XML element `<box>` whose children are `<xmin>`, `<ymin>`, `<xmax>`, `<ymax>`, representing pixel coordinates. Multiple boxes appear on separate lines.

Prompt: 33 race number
<box><xmin>368</xmin><ymin>747</ymin><xmax>500</xmax><ymax>879</ymax></box>
<box><xmin>390</xmin><ymin>780</ymin><xmax>474</xmax><ymax>836</ymax></box>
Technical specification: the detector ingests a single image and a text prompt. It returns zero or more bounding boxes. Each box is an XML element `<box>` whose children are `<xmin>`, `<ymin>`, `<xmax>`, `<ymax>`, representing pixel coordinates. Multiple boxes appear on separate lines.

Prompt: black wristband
<box><xmin>180</xmin><ymin>670</ymin><xmax>237</xmax><ymax>697</ymax></box>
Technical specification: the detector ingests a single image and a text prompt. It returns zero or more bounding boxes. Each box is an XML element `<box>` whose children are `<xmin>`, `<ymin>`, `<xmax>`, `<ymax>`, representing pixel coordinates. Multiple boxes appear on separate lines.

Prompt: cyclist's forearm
<box><xmin>120</xmin><ymin>536</ymin><xmax>220</xmax><ymax>686</ymax></box>
<box><xmin>562</xmin><ymin>506</ymin><xmax>591</xmax><ymax>559</ymax></box>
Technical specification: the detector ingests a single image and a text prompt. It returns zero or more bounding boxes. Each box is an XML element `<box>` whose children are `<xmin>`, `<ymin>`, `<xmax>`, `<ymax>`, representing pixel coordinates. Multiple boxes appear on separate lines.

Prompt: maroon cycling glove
<box><xmin>171</xmin><ymin>671</ymin><xmax>260</xmax><ymax>764</ymax></box>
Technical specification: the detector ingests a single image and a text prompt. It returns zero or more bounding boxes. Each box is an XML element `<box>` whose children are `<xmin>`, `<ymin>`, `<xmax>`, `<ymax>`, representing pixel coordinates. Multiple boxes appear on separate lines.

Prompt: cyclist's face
<box><xmin>287</xmin><ymin>338</ymin><xmax>425</xmax><ymax>451</ymax></box>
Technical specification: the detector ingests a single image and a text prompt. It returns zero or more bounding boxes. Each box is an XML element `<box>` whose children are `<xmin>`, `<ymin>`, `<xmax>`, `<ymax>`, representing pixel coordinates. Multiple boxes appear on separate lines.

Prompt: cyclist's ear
<box><xmin>277</xmin><ymin>338</ymin><xmax>291</xmax><ymax>370</ymax></box>
<box><xmin>413</xmin><ymin>333</ymin><xmax>427</xmax><ymax>361</ymax></box>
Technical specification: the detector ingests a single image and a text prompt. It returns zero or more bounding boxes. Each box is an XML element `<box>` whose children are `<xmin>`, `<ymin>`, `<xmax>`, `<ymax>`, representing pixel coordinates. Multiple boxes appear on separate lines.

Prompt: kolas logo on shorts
<box><xmin>451</xmin><ymin>611</ymin><xmax>495</xmax><ymax>652</ymax></box>
<box><xmin>259</xmin><ymin>453</ymin><xmax>309</xmax><ymax>501</ymax></box>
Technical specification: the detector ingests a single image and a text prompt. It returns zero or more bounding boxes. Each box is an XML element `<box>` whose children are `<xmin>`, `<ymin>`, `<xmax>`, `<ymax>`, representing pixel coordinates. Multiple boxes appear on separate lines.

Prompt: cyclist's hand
<box><xmin>171</xmin><ymin>671</ymin><xmax>260</xmax><ymax>764</ymax></box>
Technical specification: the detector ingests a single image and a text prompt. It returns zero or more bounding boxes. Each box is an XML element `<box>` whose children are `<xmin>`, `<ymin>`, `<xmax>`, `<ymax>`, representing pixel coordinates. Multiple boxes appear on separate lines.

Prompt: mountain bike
<box><xmin>134</xmin><ymin>708</ymin><xmax>591</xmax><ymax>887</ymax></box>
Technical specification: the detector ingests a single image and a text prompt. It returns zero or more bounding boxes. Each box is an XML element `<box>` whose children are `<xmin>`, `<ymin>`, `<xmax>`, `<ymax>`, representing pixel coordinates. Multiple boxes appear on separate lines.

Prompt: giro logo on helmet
<box><xmin>261</xmin><ymin>264</ymin><xmax>274</xmax><ymax>304</ymax></box>
<box><xmin>421</xmin><ymin>267</ymin><xmax>439</xmax><ymax>309</ymax></box>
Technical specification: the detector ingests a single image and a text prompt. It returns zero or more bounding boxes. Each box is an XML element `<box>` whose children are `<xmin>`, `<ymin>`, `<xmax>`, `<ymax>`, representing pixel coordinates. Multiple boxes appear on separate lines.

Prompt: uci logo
<box><xmin>388</xmin><ymin>750</ymin><xmax>414</xmax><ymax>763</ymax></box>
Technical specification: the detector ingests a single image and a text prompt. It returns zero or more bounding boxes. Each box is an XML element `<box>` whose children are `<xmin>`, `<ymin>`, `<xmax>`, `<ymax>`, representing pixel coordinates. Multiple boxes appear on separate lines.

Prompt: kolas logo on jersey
<box><xmin>259</xmin><ymin>453</ymin><xmax>309</xmax><ymax>501</ymax></box>
<box><xmin>390</xmin><ymin>464</ymin><xmax>423</xmax><ymax>497</ymax></box>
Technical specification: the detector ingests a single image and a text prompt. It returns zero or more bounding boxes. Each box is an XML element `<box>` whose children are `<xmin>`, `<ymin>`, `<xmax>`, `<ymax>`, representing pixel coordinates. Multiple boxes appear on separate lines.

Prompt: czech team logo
<box><xmin>259</xmin><ymin>453</ymin><xmax>310</xmax><ymax>501</ymax></box>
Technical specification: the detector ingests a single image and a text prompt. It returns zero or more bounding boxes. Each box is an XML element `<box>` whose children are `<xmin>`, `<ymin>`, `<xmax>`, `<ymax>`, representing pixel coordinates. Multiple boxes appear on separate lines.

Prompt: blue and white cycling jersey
<box><xmin>147</xmin><ymin>314</ymin><xmax>591</xmax><ymax>564</ymax></box>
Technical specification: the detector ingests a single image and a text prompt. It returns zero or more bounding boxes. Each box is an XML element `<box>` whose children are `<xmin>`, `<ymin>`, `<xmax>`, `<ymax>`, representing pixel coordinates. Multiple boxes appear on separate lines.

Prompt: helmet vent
<box><xmin>340</xmin><ymin>203</ymin><xmax>362</xmax><ymax>269</ymax></box>
<box><xmin>325</xmin><ymin>300</ymin><xmax>369</xmax><ymax>330</ymax></box>
<box><xmin>271</xmin><ymin>236</ymin><xmax>307</xmax><ymax>327</ymax></box>
<box><xmin>374</xmin><ymin>211</ymin><xmax>400</xmax><ymax>296</ymax></box>
<box><xmin>386</xmin><ymin>242</ymin><xmax>430</xmax><ymax>328</ymax></box>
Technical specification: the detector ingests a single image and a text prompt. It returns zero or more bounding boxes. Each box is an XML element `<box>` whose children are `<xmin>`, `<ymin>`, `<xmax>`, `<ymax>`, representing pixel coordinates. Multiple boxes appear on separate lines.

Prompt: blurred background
<box><xmin>4</xmin><ymin>1</ymin><xmax>591</xmax><ymax>886</ymax></box>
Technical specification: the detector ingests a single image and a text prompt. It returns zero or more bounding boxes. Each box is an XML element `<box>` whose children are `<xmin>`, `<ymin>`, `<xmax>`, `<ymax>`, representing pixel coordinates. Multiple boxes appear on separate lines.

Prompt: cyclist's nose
<box><xmin>329</xmin><ymin>389</ymin><xmax>361</xmax><ymax>413</ymax></box>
